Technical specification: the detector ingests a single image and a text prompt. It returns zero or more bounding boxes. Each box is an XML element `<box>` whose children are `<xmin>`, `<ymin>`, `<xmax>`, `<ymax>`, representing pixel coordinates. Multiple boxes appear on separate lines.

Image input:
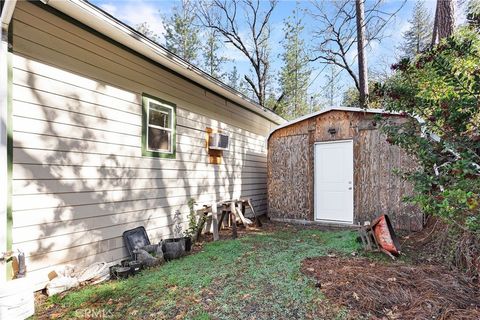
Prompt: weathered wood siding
<box><xmin>10</xmin><ymin>1</ymin><xmax>278</xmax><ymax>286</ymax></box>
<box><xmin>267</xmin><ymin>134</ymin><xmax>310</xmax><ymax>220</ymax></box>
<box><xmin>268</xmin><ymin>110</ymin><xmax>422</xmax><ymax>231</ymax></box>
<box><xmin>355</xmin><ymin>122</ymin><xmax>421</xmax><ymax>231</ymax></box>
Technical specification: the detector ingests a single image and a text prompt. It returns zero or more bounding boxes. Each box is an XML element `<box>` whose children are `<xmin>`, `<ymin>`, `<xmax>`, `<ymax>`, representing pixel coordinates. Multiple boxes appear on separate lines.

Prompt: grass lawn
<box><xmin>36</xmin><ymin>227</ymin><xmax>360</xmax><ymax>319</ymax></box>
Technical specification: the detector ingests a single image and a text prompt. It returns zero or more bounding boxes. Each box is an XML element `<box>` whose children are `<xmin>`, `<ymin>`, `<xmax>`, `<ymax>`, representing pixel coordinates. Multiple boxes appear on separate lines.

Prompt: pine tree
<box><xmin>227</xmin><ymin>66</ymin><xmax>240</xmax><ymax>90</ymax></box>
<box><xmin>202</xmin><ymin>30</ymin><xmax>227</xmax><ymax>79</ymax></box>
<box><xmin>467</xmin><ymin>0</ymin><xmax>480</xmax><ymax>30</ymax></box>
<box><xmin>163</xmin><ymin>0</ymin><xmax>200</xmax><ymax>64</ymax></box>
<box><xmin>432</xmin><ymin>0</ymin><xmax>455</xmax><ymax>45</ymax></box>
<box><xmin>355</xmin><ymin>0</ymin><xmax>369</xmax><ymax>107</ymax></box>
<box><xmin>323</xmin><ymin>64</ymin><xmax>343</xmax><ymax>107</ymax></box>
<box><xmin>136</xmin><ymin>22</ymin><xmax>159</xmax><ymax>43</ymax></box>
<box><xmin>277</xmin><ymin>9</ymin><xmax>311</xmax><ymax>120</ymax></box>
<box><xmin>226</xmin><ymin>66</ymin><xmax>250</xmax><ymax>97</ymax></box>
<box><xmin>401</xmin><ymin>0</ymin><xmax>433</xmax><ymax>57</ymax></box>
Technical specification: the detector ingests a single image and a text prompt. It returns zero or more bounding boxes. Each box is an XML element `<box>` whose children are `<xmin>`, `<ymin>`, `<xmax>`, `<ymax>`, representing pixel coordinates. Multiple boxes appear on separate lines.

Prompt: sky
<box><xmin>89</xmin><ymin>0</ymin><xmax>461</xmax><ymax>107</ymax></box>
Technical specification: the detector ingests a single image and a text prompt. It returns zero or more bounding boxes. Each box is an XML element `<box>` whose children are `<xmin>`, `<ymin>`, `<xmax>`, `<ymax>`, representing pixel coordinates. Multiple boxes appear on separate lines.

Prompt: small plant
<box><xmin>173</xmin><ymin>209</ymin><xmax>183</xmax><ymax>238</ymax></box>
<box><xmin>186</xmin><ymin>198</ymin><xmax>205</xmax><ymax>241</ymax></box>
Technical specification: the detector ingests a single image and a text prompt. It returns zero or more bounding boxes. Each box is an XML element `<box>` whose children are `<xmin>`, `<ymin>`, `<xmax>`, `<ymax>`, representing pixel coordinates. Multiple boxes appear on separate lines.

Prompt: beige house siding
<box><xmin>10</xmin><ymin>1</ymin><xmax>278</xmax><ymax>286</ymax></box>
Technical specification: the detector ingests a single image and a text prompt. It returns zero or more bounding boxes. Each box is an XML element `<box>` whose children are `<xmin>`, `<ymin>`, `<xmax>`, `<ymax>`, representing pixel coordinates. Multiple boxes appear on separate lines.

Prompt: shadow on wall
<box><xmin>12</xmin><ymin>60</ymin><xmax>178</xmax><ymax>276</ymax></box>
<box><xmin>210</xmin><ymin>130</ymin><xmax>268</xmax><ymax>216</ymax></box>
<box><xmin>190</xmin><ymin>117</ymin><xmax>268</xmax><ymax>231</ymax></box>
<box><xmin>242</xmin><ymin>150</ymin><xmax>268</xmax><ymax>215</ymax></box>
<box><xmin>11</xmin><ymin>58</ymin><xmax>271</xmax><ymax>278</ymax></box>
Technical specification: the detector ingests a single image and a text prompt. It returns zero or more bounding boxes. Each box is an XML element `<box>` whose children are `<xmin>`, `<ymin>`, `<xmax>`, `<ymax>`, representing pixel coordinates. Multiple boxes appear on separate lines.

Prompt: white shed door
<box><xmin>314</xmin><ymin>140</ymin><xmax>354</xmax><ymax>223</ymax></box>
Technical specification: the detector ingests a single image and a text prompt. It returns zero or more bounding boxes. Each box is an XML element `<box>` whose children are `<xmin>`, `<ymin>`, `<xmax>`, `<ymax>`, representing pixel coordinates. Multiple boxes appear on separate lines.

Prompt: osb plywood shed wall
<box><xmin>267</xmin><ymin>110</ymin><xmax>423</xmax><ymax>231</ymax></box>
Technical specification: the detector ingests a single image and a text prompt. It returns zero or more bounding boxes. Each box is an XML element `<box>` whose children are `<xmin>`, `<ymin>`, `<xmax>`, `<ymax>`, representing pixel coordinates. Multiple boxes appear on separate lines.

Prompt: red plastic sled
<box><xmin>371</xmin><ymin>214</ymin><xmax>401</xmax><ymax>256</ymax></box>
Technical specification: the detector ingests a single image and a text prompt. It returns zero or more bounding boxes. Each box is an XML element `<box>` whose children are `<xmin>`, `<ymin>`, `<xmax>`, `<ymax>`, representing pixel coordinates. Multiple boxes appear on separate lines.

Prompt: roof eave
<box><xmin>268</xmin><ymin>107</ymin><xmax>400</xmax><ymax>140</ymax></box>
<box><xmin>1</xmin><ymin>0</ymin><xmax>17</xmax><ymax>31</ymax></box>
<box><xmin>44</xmin><ymin>0</ymin><xmax>286</xmax><ymax>125</ymax></box>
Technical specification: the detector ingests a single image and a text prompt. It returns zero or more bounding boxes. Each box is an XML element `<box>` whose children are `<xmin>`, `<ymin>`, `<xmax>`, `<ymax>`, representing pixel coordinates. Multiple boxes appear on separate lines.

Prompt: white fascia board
<box><xmin>45</xmin><ymin>0</ymin><xmax>285</xmax><ymax>125</ymax></box>
<box><xmin>1</xmin><ymin>0</ymin><xmax>17</xmax><ymax>31</ymax></box>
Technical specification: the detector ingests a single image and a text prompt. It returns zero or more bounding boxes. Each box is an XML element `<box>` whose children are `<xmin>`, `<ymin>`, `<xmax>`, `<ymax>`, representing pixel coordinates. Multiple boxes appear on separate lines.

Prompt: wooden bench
<box><xmin>196</xmin><ymin>198</ymin><xmax>260</xmax><ymax>241</ymax></box>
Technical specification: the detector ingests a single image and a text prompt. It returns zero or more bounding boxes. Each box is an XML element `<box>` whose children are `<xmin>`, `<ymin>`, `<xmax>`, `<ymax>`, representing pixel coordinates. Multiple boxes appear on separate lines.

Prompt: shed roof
<box><xmin>268</xmin><ymin>107</ymin><xmax>397</xmax><ymax>139</ymax></box>
<box><xmin>27</xmin><ymin>0</ymin><xmax>285</xmax><ymax>125</ymax></box>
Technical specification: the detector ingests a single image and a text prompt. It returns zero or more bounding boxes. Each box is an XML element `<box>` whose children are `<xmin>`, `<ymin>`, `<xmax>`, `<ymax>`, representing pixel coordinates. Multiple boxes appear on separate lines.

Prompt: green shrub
<box><xmin>376</xmin><ymin>27</ymin><xmax>480</xmax><ymax>235</ymax></box>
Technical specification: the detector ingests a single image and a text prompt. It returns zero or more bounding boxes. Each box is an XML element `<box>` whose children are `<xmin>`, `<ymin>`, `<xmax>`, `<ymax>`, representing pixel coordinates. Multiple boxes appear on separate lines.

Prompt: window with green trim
<box><xmin>142</xmin><ymin>94</ymin><xmax>176</xmax><ymax>158</ymax></box>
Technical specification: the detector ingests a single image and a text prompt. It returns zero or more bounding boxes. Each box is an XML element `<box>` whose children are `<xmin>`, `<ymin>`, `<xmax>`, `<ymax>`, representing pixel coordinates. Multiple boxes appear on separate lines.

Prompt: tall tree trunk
<box><xmin>431</xmin><ymin>2</ymin><xmax>439</xmax><ymax>46</ymax></box>
<box><xmin>356</xmin><ymin>0</ymin><xmax>368</xmax><ymax>108</ymax></box>
<box><xmin>432</xmin><ymin>0</ymin><xmax>455</xmax><ymax>45</ymax></box>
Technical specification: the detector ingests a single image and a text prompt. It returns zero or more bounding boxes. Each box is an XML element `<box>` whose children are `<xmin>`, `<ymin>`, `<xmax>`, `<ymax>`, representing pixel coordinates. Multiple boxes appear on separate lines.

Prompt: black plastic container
<box><xmin>162</xmin><ymin>238</ymin><xmax>186</xmax><ymax>260</ymax></box>
<box><xmin>110</xmin><ymin>265</ymin><xmax>131</xmax><ymax>279</ymax></box>
<box><xmin>129</xmin><ymin>260</ymin><xmax>143</xmax><ymax>275</ymax></box>
<box><xmin>122</xmin><ymin>226</ymin><xmax>150</xmax><ymax>259</ymax></box>
<box><xmin>167</xmin><ymin>236</ymin><xmax>191</xmax><ymax>251</ymax></box>
<box><xmin>184</xmin><ymin>236</ymin><xmax>192</xmax><ymax>252</ymax></box>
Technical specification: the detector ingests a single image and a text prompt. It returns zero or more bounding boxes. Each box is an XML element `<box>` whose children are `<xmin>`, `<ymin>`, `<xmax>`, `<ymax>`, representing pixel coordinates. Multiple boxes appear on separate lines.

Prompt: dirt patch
<box><xmin>302</xmin><ymin>256</ymin><xmax>480</xmax><ymax>319</ymax></box>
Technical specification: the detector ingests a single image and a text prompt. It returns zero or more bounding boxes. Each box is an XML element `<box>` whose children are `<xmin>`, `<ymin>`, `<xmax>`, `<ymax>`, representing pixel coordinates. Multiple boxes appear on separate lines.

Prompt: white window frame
<box><xmin>146</xmin><ymin>102</ymin><xmax>174</xmax><ymax>153</ymax></box>
<box><xmin>142</xmin><ymin>94</ymin><xmax>176</xmax><ymax>158</ymax></box>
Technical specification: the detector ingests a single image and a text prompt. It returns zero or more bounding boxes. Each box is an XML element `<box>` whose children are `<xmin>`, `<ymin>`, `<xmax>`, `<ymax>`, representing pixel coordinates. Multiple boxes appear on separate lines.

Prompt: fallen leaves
<box><xmin>352</xmin><ymin>292</ymin><xmax>359</xmax><ymax>301</ymax></box>
<box><xmin>301</xmin><ymin>256</ymin><xmax>480</xmax><ymax>319</ymax></box>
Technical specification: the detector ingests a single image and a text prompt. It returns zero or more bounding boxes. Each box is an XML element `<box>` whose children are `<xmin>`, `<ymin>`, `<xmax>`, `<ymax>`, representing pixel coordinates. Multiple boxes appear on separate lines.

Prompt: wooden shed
<box><xmin>267</xmin><ymin>107</ymin><xmax>423</xmax><ymax>231</ymax></box>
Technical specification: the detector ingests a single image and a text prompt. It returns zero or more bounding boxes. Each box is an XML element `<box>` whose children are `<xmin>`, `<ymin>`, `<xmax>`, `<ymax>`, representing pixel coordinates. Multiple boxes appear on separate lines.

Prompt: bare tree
<box><xmin>198</xmin><ymin>0</ymin><xmax>277</xmax><ymax>107</ymax></box>
<box><xmin>309</xmin><ymin>0</ymin><xmax>404</xmax><ymax>106</ymax></box>
<box><xmin>432</xmin><ymin>0</ymin><xmax>456</xmax><ymax>45</ymax></box>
